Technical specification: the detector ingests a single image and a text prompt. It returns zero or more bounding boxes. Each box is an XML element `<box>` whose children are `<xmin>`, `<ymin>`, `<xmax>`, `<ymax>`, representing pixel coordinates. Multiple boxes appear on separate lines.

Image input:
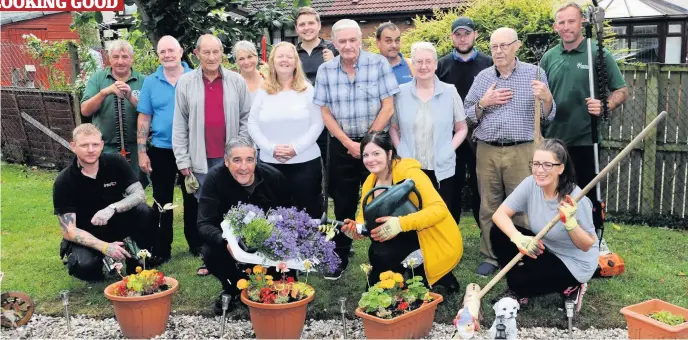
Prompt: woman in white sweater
<box><xmin>248</xmin><ymin>42</ymin><xmax>324</xmax><ymax>218</ymax></box>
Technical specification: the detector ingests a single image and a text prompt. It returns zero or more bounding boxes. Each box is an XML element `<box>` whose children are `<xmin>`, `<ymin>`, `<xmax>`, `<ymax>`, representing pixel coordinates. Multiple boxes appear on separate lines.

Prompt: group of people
<box><xmin>53</xmin><ymin>1</ymin><xmax>629</xmax><ymax>313</ymax></box>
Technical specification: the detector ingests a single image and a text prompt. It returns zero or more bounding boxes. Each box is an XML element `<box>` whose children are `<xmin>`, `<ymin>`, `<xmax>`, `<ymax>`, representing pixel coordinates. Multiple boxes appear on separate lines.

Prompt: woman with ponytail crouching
<box><xmin>491</xmin><ymin>139</ymin><xmax>599</xmax><ymax>302</ymax></box>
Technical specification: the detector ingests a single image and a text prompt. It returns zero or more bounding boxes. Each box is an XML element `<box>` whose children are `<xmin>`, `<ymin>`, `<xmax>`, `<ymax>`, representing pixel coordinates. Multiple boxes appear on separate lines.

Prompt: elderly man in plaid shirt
<box><xmin>314</xmin><ymin>18</ymin><xmax>400</xmax><ymax>280</ymax></box>
<box><xmin>464</xmin><ymin>27</ymin><xmax>556</xmax><ymax>277</ymax></box>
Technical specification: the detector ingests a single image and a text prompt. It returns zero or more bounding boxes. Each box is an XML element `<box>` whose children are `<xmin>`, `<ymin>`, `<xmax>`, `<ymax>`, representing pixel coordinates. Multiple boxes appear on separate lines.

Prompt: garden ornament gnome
<box><xmin>453</xmin><ymin>307</ymin><xmax>477</xmax><ymax>339</ymax></box>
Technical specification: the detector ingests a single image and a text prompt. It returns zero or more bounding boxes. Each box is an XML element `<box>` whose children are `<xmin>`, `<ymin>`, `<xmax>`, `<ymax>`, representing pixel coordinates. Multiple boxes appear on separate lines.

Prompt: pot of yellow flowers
<box><xmin>355</xmin><ymin>263</ymin><xmax>443</xmax><ymax>339</ymax></box>
<box><xmin>237</xmin><ymin>261</ymin><xmax>315</xmax><ymax>339</ymax></box>
<box><xmin>103</xmin><ymin>250</ymin><xmax>178</xmax><ymax>339</ymax></box>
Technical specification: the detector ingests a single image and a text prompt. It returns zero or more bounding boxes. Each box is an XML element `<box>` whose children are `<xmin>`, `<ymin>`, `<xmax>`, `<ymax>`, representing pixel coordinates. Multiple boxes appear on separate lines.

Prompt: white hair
<box><xmin>331</xmin><ymin>19</ymin><xmax>362</xmax><ymax>39</ymax></box>
<box><xmin>232</xmin><ymin>40</ymin><xmax>258</xmax><ymax>60</ymax></box>
<box><xmin>107</xmin><ymin>40</ymin><xmax>134</xmax><ymax>56</ymax></box>
<box><xmin>196</xmin><ymin>34</ymin><xmax>223</xmax><ymax>51</ymax></box>
<box><xmin>410</xmin><ymin>42</ymin><xmax>438</xmax><ymax>61</ymax></box>
<box><xmin>157</xmin><ymin>35</ymin><xmax>181</xmax><ymax>50</ymax></box>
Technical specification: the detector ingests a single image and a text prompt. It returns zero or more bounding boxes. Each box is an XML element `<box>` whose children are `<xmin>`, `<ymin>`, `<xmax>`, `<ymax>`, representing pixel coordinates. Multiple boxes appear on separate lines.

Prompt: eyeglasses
<box><xmin>413</xmin><ymin>59</ymin><xmax>435</xmax><ymax>66</ymax></box>
<box><xmin>489</xmin><ymin>40</ymin><xmax>518</xmax><ymax>52</ymax></box>
<box><xmin>529</xmin><ymin>161</ymin><xmax>562</xmax><ymax>171</ymax></box>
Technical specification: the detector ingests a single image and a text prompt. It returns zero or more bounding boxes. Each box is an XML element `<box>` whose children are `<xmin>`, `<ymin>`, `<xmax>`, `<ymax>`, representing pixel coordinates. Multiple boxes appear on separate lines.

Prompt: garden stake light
<box><xmin>220</xmin><ymin>294</ymin><xmax>231</xmax><ymax>338</ymax></box>
<box><xmin>339</xmin><ymin>297</ymin><xmax>348</xmax><ymax>339</ymax></box>
<box><xmin>565</xmin><ymin>299</ymin><xmax>575</xmax><ymax>338</ymax></box>
<box><xmin>453</xmin><ymin>111</ymin><xmax>668</xmax><ymax>339</ymax></box>
<box><xmin>59</xmin><ymin>290</ymin><xmax>71</xmax><ymax>334</ymax></box>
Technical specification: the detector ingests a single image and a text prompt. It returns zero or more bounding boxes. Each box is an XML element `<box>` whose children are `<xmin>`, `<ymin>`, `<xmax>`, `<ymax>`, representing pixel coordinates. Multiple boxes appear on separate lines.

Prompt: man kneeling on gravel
<box><xmin>196</xmin><ymin>136</ymin><xmax>293</xmax><ymax>314</ymax></box>
<box><xmin>53</xmin><ymin>124</ymin><xmax>159</xmax><ymax>281</ymax></box>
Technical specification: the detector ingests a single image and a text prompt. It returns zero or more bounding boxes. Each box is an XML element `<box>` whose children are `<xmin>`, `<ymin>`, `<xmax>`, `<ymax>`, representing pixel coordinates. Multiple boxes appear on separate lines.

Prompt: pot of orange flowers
<box><xmin>237</xmin><ymin>261</ymin><xmax>315</xmax><ymax>339</ymax></box>
<box><xmin>103</xmin><ymin>250</ymin><xmax>178</xmax><ymax>339</ymax></box>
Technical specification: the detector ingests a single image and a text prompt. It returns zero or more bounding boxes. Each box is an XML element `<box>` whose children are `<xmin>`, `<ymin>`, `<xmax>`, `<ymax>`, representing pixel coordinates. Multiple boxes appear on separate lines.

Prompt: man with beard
<box><xmin>375</xmin><ymin>22</ymin><xmax>414</xmax><ymax>85</ymax></box>
<box><xmin>53</xmin><ymin>124</ymin><xmax>157</xmax><ymax>281</ymax></box>
<box><xmin>541</xmin><ymin>2</ymin><xmax>628</xmax><ymax>235</ymax></box>
<box><xmin>81</xmin><ymin>40</ymin><xmax>147</xmax><ymax>184</ymax></box>
<box><xmin>435</xmin><ymin>17</ymin><xmax>492</xmax><ymax>265</ymax></box>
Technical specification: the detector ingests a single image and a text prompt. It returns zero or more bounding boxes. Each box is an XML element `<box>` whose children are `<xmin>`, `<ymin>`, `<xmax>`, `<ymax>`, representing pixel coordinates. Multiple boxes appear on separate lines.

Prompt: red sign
<box><xmin>0</xmin><ymin>0</ymin><xmax>124</xmax><ymax>11</ymax></box>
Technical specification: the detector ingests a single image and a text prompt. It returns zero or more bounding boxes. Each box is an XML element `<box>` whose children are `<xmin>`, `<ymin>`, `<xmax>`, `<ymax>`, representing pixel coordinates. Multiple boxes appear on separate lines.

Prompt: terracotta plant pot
<box><xmin>241</xmin><ymin>288</ymin><xmax>315</xmax><ymax>339</ymax></box>
<box><xmin>355</xmin><ymin>292</ymin><xmax>444</xmax><ymax>339</ymax></box>
<box><xmin>620</xmin><ymin>299</ymin><xmax>688</xmax><ymax>339</ymax></box>
<box><xmin>104</xmin><ymin>277</ymin><xmax>179</xmax><ymax>339</ymax></box>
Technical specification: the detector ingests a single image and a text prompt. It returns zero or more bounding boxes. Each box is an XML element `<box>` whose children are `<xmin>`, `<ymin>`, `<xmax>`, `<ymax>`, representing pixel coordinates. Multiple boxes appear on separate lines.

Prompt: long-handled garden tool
<box><xmin>453</xmin><ymin>110</ymin><xmax>668</xmax><ymax>339</ymax></box>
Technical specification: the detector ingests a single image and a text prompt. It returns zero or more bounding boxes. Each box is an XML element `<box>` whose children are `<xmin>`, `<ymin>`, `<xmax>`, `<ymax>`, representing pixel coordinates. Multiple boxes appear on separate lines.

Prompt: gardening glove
<box><xmin>372</xmin><ymin>217</ymin><xmax>402</xmax><ymax>242</ymax></box>
<box><xmin>185</xmin><ymin>172</ymin><xmax>199</xmax><ymax>194</ymax></box>
<box><xmin>341</xmin><ymin>219</ymin><xmax>365</xmax><ymax>240</ymax></box>
<box><xmin>91</xmin><ymin>205</ymin><xmax>116</xmax><ymax>226</ymax></box>
<box><xmin>510</xmin><ymin>232</ymin><xmax>544</xmax><ymax>259</ymax></box>
<box><xmin>558</xmin><ymin>195</ymin><xmax>579</xmax><ymax>231</ymax></box>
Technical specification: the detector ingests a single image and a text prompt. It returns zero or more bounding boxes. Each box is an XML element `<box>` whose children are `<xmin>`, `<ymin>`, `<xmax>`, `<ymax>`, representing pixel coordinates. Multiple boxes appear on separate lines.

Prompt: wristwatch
<box><xmin>477</xmin><ymin>100</ymin><xmax>486</xmax><ymax>111</ymax></box>
<box><xmin>108</xmin><ymin>204</ymin><xmax>118</xmax><ymax>213</ymax></box>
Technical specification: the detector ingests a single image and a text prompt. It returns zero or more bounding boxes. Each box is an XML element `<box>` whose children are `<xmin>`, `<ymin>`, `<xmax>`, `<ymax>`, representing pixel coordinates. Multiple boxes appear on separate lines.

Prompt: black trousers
<box><xmin>451</xmin><ymin>141</ymin><xmax>481</xmax><ymax>226</ymax></box>
<box><xmin>148</xmin><ymin>146</ymin><xmax>202</xmax><ymax>257</ymax></box>
<box><xmin>316</xmin><ymin>129</ymin><xmax>329</xmax><ymax>174</ymax></box>
<box><xmin>269</xmin><ymin>157</ymin><xmax>323</xmax><ymax>219</ymax></box>
<box><xmin>491</xmin><ymin>225</ymin><xmax>579</xmax><ymax>298</ymax></box>
<box><xmin>329</xmin><ymin>137</ymin><xmax>370</xmax><ymax>271</ymax></box>
<box><xmin>60</xmin><ymin>203</ymin><xmax>156</xmax><ymax>281</ymax></box>
<box><xmin>566</xmin><ymin>145</ymin><xmax>604</xmax><ymax>233</ymax></box>
<box><xmin>421</xmin><ymin>169</ymin><xmax>456</xmax><ymax>211</ymax></box>
<box><xmin>201</xmin><ymin>242</ymin><xmax>248</xmax><ymax>296</ymax></box>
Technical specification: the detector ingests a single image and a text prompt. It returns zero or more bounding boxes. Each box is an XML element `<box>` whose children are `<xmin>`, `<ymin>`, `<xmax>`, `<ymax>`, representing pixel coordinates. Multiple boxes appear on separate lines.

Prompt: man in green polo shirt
<box><xmin>81</xmin><ymin>40</ymin><xmax>147</xmax><ymax>184</ymax></box>
<box><xmin>541</xmin><ymin>2</ymin><xmax>629</xmax><ymax>231</ymax></box>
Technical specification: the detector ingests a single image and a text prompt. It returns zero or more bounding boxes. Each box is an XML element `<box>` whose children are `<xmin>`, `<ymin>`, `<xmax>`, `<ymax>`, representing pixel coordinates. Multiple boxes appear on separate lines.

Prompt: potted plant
<box><xmin>620</xmin><ymin>299</ymin><xmax>688</xmax><ymax>339</ymax></box>
<box><xmin>225</xmin><ymin>204</ymin><xmax>341</xmax><ymax>273</ymax></box>
<box><xmin>237</xmin><ymin>262</ymin><xmax>316</xmax><ymax>339</ymax></box>
<box><xmin>355</xmin><ymin>260</ymin><xmax>444</xmax><ymax>339</ymax></box>
<box><xmin>104</xmin><ymin>250</ymin><xmax>178</xmax><ymax>339</ymax></box>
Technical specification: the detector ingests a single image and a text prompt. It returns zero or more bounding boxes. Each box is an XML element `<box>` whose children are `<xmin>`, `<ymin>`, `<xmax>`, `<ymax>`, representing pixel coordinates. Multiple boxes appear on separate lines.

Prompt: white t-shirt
<box><xmin>247</xmin><ymin>85</ymin><xmax>324</xmax><ymax>164</ymax></box>
<box><xmin>503</xmin><ymin>176</ymin><xmax>600</xmax><ymax>283</ymax></box>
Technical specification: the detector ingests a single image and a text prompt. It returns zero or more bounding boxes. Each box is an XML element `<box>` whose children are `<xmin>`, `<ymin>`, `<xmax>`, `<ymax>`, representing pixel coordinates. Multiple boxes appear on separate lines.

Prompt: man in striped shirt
<box><xmin>464</xmin><ymin>27</ymin><xmax>556</xmax><ymax>277</ymax></box>
<box><xmin>314</xmin><ymin>19</ymin><xmax>400</xmax><ymax>280</ymax></box>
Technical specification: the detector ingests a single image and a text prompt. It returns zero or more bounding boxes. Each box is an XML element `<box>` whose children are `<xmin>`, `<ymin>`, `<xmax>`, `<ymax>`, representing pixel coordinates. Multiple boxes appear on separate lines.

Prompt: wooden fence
<box><xmin>599</xmin><ymin>64</ymin><xmax>688</xmax><ymax>220</ymax></box>
<box><xmin>0</xmin><ymin>87</ymin><xmax>77</xmax><ymax>168</ymax></box>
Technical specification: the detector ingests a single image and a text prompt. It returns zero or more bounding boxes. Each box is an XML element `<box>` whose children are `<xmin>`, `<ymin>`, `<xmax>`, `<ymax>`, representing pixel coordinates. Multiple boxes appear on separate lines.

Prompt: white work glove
<box><xmin>91</xmin><ymin>206</ymin><xmax>116</xmax><ymax>226</ymax></box>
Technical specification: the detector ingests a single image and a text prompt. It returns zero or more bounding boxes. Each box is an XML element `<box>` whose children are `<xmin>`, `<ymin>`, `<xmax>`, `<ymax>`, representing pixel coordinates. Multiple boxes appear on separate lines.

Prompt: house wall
<box><xmin>0</xmin><ymin>12</ymin><xmax>79</xmax><ymax>89</ymax></box>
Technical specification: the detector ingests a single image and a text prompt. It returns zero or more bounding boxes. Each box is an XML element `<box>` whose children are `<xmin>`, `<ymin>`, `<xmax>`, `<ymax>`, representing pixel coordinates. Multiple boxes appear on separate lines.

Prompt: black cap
<box><xmin>451</xmin><ymin>17</ymin><xmax>475</xmax><ymax>33</ymax></box>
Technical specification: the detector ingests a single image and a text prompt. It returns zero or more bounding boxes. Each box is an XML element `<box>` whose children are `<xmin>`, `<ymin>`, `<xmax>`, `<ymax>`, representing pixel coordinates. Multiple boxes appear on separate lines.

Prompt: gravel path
<box><xmin>2</xmin><ymin>314</ymin><xmax>629</xmax><ymax>339</ymax></box>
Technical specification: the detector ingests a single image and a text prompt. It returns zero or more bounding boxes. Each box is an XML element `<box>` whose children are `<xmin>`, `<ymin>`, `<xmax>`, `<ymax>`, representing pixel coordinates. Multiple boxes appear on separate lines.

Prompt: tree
<box><xmin>132</xmin><ymin>0</ymin><xmax>294</xmax><ymax>66</ymax></box>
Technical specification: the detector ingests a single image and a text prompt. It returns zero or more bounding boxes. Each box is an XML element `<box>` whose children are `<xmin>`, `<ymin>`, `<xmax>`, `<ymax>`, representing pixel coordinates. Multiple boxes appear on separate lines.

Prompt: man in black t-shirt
<box><xmin>197</xmin><ymin>136</ymin><xmax>293</xmax><ymax>314</ymax></box>
<box><xmin>295</xmin><ymin>6</ymin><xmax>338</xmax><ymax>171</ymax></box>
<box><xmin>435</xmin><ymin>17</ymin><xmax>494</xmax><ymax>276</ymax></box>
<box><xmin>53</xmin><ymin>124</ymin><xmax>156</xmax><ymax>281</ymax></box>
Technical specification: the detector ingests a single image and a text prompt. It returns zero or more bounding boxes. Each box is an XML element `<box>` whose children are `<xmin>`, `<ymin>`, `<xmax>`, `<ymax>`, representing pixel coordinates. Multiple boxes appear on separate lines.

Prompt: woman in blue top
<box><xmin>390</xmin><ymin>42</ymin><xmax>468</xmax><ymax>209</ymax></box>
<box><xmin>491</xmin><ymin>139</ymin><xmax>599</xmax><ymax>304</ymax></box>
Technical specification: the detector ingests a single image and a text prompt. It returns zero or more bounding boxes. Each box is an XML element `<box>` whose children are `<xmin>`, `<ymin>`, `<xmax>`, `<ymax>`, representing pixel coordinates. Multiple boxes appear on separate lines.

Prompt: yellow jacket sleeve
<box><xmin>398</xmin><ymin>168</ymin><xmax>449</xmax><ymax>232</ymax></box>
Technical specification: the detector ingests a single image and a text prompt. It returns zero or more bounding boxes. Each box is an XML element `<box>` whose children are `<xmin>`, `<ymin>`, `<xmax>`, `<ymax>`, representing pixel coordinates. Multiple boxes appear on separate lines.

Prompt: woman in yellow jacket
<box><xmin>342</xmin><ymin>131</ymin><xmax>463</xmax><ymax>289</ymax></box>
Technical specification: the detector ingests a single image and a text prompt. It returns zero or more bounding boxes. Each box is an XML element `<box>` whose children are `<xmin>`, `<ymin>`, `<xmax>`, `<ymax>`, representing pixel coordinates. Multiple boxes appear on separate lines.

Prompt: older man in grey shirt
<box><xmin>464</xmin><ymin>27</ymin><xmax>556</xmax><ymax>277</ymax></box>
<box><xmin>173</xmin><ymin>34</ymin><xmax>252</xmax><ymax>199</ymax></box>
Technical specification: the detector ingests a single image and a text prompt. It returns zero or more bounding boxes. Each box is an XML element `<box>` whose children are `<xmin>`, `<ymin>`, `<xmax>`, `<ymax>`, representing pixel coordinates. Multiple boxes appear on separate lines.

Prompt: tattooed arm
<box><xmin>607</xmin><ymin>87</ymin><xmax>629</xmax><ymax>111</ymax></box>
<box><xmin>58</xmin><ymin>213</ymin><xmax>130</xmax><ymax>260</ymax></box>
<box><xmin>137</xmin><ymin>114</ymin><xmax>152</xmax><ymax>174</ymax></box>
<box><xmin>111</xmin><ymin>182</ymin><xmax>146</xmax><ymax>212</ymax></box>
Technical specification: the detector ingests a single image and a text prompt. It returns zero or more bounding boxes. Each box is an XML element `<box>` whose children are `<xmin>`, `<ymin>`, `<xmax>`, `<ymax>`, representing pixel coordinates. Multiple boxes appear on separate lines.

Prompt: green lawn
<box><xmin>1</xmin><ymin>163</ymin><xmax>687</xmax><ymax>329</ymax></box>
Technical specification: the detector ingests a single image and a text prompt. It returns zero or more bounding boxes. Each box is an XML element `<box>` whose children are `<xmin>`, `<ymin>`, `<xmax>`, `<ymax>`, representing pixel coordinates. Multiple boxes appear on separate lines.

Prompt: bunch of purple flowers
<box><xmin>226</xmin><ymin>204</ymin><xmax>340</xmax><ymax>274</ymax></box>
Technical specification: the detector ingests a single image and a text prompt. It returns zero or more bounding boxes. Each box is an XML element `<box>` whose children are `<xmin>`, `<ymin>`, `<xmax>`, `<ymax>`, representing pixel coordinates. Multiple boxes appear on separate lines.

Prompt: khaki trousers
<box><xmin>476</xmin><ymin>141</ymin><xmax>534</xmax><ymax>265</ymax></box>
